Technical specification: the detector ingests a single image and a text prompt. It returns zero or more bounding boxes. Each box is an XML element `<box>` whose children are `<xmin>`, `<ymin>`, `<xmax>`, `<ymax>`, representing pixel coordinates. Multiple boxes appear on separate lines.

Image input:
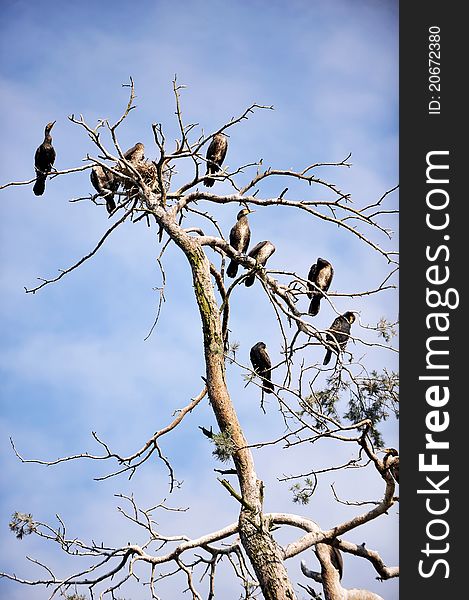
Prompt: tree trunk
<box><xmin>187</xmin><ymin>241</ymin><xmax>297</xmax><ymax>600</ymax></box>
<box><xmin>239</xmin><ymin>509</ymin><xmax>296</xmax><ymax>599</ymax></box>
<box><xmin>315</xmin><ymin>544</ymin><xmax>384</xmax><ymax>600</ymax></box>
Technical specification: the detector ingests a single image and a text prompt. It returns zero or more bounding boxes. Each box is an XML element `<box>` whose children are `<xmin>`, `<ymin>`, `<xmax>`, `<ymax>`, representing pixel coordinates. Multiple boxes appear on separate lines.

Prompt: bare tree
<box><xmin>1</xmin><ymin>79</ymin><xmax>399</xmax><ymax>600</ymax></box>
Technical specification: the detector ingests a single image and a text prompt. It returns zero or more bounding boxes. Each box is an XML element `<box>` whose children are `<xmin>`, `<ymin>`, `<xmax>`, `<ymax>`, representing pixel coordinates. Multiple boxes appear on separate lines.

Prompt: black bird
<box><xmin>307</xmin><ymin>258</ymin><xmax>334</xmax><ymax>316</ymax></box>
<box><xmin>244</xmin><ymin>240</ymin><xmax>276</xmax><ymax>287</ymax></box>
<box><xmin>250</xmin><ymin>342</ymin><xmax>274</xmax><ymax>394</ymax></box>
<box><xmin>199</xmin><ymin>426</ymin><xmax>214</xmax><ymax>439</ymax></box>
<box><xmin>323</xmin><ymin>311</ymin><xmax>356</xmax><ymax>366</ymax></box>
<box><xmin>383</xmin><ymin>448</ymin><xmax>399</xmax><ymax>484</ymax></box>
<box><xmin>204</xmin><ymin>133</ymin><xmax>228</xmax><ymax>187</ymax></box>
<box><xmin>331</xmin><ymin>546</ymin><xmax>344</xmax><ymax>581</ymax></box>
<box><xmin>33</xmin><ymin>121</ymin><xmax>56</xmax><ymax>196</ymax></box>
<box><xmin>226</xmin><ymin>208</ymin><xmax>252</xmax><ymax>278</ymax></box>
<box><xmin>90</xmin><ymin>165</ymin><xmax>119</xmax><ymax>214</ymax></box>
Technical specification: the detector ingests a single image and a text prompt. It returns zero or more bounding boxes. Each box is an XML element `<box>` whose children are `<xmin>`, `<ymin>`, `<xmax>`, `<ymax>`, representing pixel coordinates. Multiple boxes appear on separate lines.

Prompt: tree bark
<box><xmin>315</xmin><ymin>544</ymin><xmax>384</xmax><ymax>600</ymax></box>
<box><xmin>187</xmin><ymin>239</ymin><xmax>297</xmax><ymax>600</ymax></box>
<box><xmin>150</xmin><ymin>204</ymin><xmax>383</xmax><ymax>600</ymax></box>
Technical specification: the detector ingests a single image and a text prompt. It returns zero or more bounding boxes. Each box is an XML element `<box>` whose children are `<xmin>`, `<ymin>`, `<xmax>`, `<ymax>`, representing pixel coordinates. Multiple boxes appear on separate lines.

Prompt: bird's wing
<box><xmin>248</xmin><ymin>241</ymin><xmax>265</xmax><ymax>258</ymax></box>
<box><xmin>258</xmin><ymin>346</ymin><xmax>272</xmax><ymax>370</ymax></box>
<box><xmin>241</xmin><ymin>226</ymin><xmax>251</xmax><ymax>253</ymax></box>
<box><xmin>326</xmin><ymin>316</ymin><xmax>345</xmax><ymax>346</ymax></box>
<box><xmin>250</xmin><ymin>345</ymin><xmax>266</xmax><ymax>371</ymax></box>
<box><xmin>215</xmin><ymin>136</ymin><xmax>228</xmax><ymax>163</ymax></box>
<box><xmin>229</xmin><ymin>222</ymin><xmax>241</xmax><ymax>248</ymax></box>
<box><xmin>207</xmin><ymin>135</ymin><xmax>227</xmax><ymax>165</ymax></box>
<box><xmin>307</xmin><ymin>263</ymin><xmax>318</xmax><ymax>298</ymax></box>
<box><xmin>206</xmin><ymin>137</ymin><xmax>217</xmax><ymax>160</ymax></box>
<box><xmin>34</xmin><ymin>146</ymin><xmax>42</xmax><ymax>168</ymax></box>
<box><xmin>317</xmin><ymin>264</ymin><xmax>333</xmax><ymax>292</ymax></box>
<box><xmin>90</xmin><ymin>167</ymin><xmax>101</xmax><ymax>193</ymax></box>
<box><xmin>331</xmin><ymin>547</ymin><xmax>343</xmax><ymax>580</ymax></box>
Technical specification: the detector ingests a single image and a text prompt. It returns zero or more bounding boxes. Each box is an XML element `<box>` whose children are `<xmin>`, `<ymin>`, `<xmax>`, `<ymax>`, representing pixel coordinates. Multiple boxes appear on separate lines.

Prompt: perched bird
<box><xmin>323</xmin><ymin>311</ymin><xmax>356</xmax><ymax>366</ymax></box>
<box><xmin>123</xmin><ymin>142</ymin><xmax>145</xmax><ymax>163</ymax></box>
<box><xmin>90</xmin><ymin>165</ymin><xmax>119</xmax><ymax>214</ymax></box>
<box><xmin>383</xmin><ymin>448</ymin><xmax>399</xmax><ymax>484</ymax></box>
<box><xmin>244</xmin><ymin>240</ymin><xmax>276</xmax><ymax>287</ymax></box>
<box><xmin>226</xmin><ymin>208</ymin><xmax>252</xmax><ymax>278</ymax></box>
<box><xmin>331</xmin><ymin>546</ymin><xmax>344</xmax><ymax>581</ymax></box>
<box><xmin>250</xmin><ymin>342</ymin><xmax>274</xmax><ymax>394</ymax></box>
<box><xmin>119</xmin><ymin>143</ymin><xmax>147</xmax><ymax>199</ymax></box>
<box><xmin>33</xmin><ymin>121</ymin><xmax>56</xmax><ymax>196</ymax></box>
<box><xmin>204</xmin><ymin>133</ymin><xmax>228</xmax><ymax>187</ymax></box>
<box><xmin>307</xmin><ymin>258</ymin><xmax>334</xmax><ymax>316</ymax></box>
<box><xmin>312</xmin><ymin>545</ymin><xmax>343</xmax><ymax>581</ymax></box>
<box><xmin>199</xmin><ymin>425</ymin><xmax>214</xmax><ymax>439</ymax></box>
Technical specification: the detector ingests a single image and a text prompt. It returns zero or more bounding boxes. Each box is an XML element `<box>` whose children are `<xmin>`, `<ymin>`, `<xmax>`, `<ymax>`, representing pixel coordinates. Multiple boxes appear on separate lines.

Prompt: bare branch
<box><xmin>10</xmin><ymin>388</ymin><xmax>207</xmax><ymax>483</ymax></box>
<box><xmin>24</xmin><ymin>204</ymin><xmax>135</xmax><ymax>294</ymax></box>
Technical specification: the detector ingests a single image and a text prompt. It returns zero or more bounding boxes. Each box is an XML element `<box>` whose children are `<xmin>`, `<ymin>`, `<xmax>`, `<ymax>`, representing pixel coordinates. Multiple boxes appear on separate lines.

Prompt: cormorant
<box><xmin>244</xmin><ymin>240</ymin><xmax>276</xmax><ymax>287</ymax></box>
<box><xmin>250</xmin><ymin>342</ymin><xmax>274</xmax><ymax>394</ymax></box>
<box><xmin>204</xmin><ymin>133</ymin><xmax>228</xmax><ymax>187</ymax></box>
<box><xmin>199</xmin><ymin>426</ymin><xmax>214</xmax><ymax>439</ymax></box>
<box><xmin>33</xmin><ymin>121</ymin><xmax>56</xmax><ymax>196</ymax></box>
<box><xmin>307</xmin><ymin>258</ymin><xmax>334</xmax><ymax>316</ymax></box>
<box><xmin>119</xmin><ymin>143</ymin><xmax>147</xmax><ymax>199</ymax></box>
<box><xmin>90</xmin><ymin>165</ymin><xmax>119</xmax><ymax>214</ymax></box>
<box><xmin>383</xmin><ymin>448</ymin><xmax>399</xmax><ymax>484</ymax></box>
<box><xmin>331</xmin><ymin>546</ymin><xmax>344</xmax><ymax>580</ymax></box>
<box><xmin>123</xmin><ymin>142</ymin><xmax>145</xmax><ymax>163</ymax></box>
<box><xmin>226</xmin><ymin>208</ymin><xmax>252</xmax><ymax>278</ymax></box>
<box><xmin>323</xmin><ymin>311</ymin><xmax>356</xmax><ymax>366</ymax></box>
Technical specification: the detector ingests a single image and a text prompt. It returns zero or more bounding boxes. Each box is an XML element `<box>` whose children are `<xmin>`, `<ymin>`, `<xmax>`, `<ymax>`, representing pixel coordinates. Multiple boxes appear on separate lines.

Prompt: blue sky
<box><xmin>0</xmin><ymin>1</ymin><xmax>398</xmax><ymax>598</ymax></box>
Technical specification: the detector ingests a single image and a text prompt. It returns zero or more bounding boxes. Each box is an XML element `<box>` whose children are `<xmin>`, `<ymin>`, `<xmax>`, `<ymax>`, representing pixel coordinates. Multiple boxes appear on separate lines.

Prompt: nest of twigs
<box><xmin>119</xmin><ymin>161</ymin><xmax>171</xmax><ymax>200</ymax></box>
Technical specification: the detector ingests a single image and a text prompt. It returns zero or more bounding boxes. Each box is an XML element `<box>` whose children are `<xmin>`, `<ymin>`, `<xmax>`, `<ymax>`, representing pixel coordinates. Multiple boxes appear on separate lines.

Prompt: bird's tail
<box><xmin>204</xmin><ymin>162</ymin><xmax>220</xmax><ymax>187</ymax></box>
<box><xmin>245</xmin><ymin>272</ymin><xmax>255</xmax><ymax>287</ymax></box>
<box><xmin>323</xmin><ymin>348</ymin><xmax>332</xmax><ymax>366</ymax></box>
<box><xmin>308</xmin><ymin>295</ymin><xmax>321</xmax><ymax>316</ymax></box>
<box><xmin>226</xmin><ymin>260</ymin><xmax>239</xmax><ymax>278</ymax></box>
<box><xmin>263</xmin><ymin>377</ymin><xmax>274</xmax><ymax>394</ymax></box>
<box><xmin>158</xmin><ymin>223</ymin><xmax>165</xmax><ymax>243</ymax></box>
<box><xmin>33</xmin><ymin>173</ymin><xmax>46</xmax><ymax>196</ymax></box>
<box><xmin>105</xmin><ymin>197</ymin><xmax>116</xmax><ymax>215</ymax></box>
